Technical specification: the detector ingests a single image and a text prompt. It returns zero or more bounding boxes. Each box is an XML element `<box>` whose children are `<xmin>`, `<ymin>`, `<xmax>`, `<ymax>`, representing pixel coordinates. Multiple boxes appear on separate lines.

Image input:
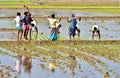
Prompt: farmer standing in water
<box><xmin>67</xmin><ymin>14</ymin><xmax>77</xmax><ymax>40</ymax></box>
<box><xmin>22</xmin><ymin>5</ymin><xmax>30</xmax><ymax>40</ymax></box>
<box><xmin>13</xmin><ymin>12</ymin><xmax>23</xmax><ymax>41</ymax></box>
<box><xmin>47</xmin><ymin>14</ymin><xmax>61</xmax><ymax>40</ymax></box>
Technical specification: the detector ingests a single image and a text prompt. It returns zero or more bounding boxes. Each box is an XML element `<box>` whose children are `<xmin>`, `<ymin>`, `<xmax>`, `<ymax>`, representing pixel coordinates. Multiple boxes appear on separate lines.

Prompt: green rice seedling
<box><xmin>57</xmin><ymin>34</ymin><xmax>67</xmax><ymax>40</ymax></box>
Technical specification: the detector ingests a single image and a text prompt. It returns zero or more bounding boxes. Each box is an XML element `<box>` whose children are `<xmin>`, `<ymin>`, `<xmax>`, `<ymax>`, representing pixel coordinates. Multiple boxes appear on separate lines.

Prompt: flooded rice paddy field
<box><xmin>0</xmin><ymin>18</ymin><xmax>120</xmax><ymax>41</ymax></box>
<box><xmin>0</xmin><ymin>9</ymin><xmax>120</xmax><ymax>78</ymax></box>
<box><xmin>0</xmin><ymin>41</ymin><xmax>120</xmax><ymax>78</ymax></box>
<box><xmin>0</xmin><ymin>9</ymin><xmax>120</xmax><ymax>40</ymax></box>
<box><xmin>0</xmin><ymin>9</ymin><xmax>119</xmax><ymax>17</ymax></box>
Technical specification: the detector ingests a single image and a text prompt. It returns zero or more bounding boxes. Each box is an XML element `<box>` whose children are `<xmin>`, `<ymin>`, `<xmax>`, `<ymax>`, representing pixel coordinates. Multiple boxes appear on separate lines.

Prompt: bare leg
<box><xmin>77</xmin><ymin>29</ymin><xmax>80</xmax><ymax>38</ymax></box>
<box><xmin>99</xmin><ymin>33</ymin><xmax>100</xmax><ymax>40</ymax></box>
<box><xmin>72</xmin><ymin>35</ymin><xmax>75</xmax><ymax>41</ymax></box>
<box><xmin>35</xmin><ymin>27</ymin><xmax>38</xmax><ymax>39</ymax></box>
<box><xmin>17</xmin><ymin>30</ymin><xmax>20</xmax><ymax>41</ymax></box>
<box><xmin>78</xmin><ymin>32</ymin><xmax>80</xmax><ymax>38</ymax></box>
<box><xmin>29</xmin><ymin>29</ymin><xmax>32</xmax><ymax>40</ymax></box>
<box><xmin>25</xmin><ymin>29</ymin><xmax>28</xmax><ymax>40</ymax></box>
<box><xmin>97</xmin><ymin>32</ymin><xmax>100</xmax><ymax>40</ymax></box>
<box><xmin>20</xmin><ymin>30</ymin><xmax>23</xmax><ymax>40</ymax></box>
<box><xmin>69</xmin><ymin>32</ymin><xmax>71</xmax><ymax>40</ymax></box>
<box><xmin>23</xmin><ymin>29</ymin><xmax>26</xmax><ymax>40</ymax></box>
<box><xmin>24</xmin><ymin>30</ymin><xmax>26</xmax><ymax>40</ymax></box>
<box><xmin>92</xmin><ymin>32</ymin><xmax>95</xmax><ymax>40</ymax></box>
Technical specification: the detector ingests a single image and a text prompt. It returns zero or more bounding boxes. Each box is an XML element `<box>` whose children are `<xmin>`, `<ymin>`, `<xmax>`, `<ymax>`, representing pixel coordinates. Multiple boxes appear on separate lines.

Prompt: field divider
<box><xmin>0</xmin><ymin>46</ymin><xmax>17</xmax><ymax>56</ymax></box>
<box><xmin>1</xmin><ymin>16</ymin><xmax>120</xmax><ymax>19</ymax></box>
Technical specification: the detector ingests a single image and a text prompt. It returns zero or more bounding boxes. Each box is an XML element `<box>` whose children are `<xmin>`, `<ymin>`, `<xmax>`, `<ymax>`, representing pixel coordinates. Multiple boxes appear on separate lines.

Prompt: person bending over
<box><xmin>91</xmin><ymin>23</ymin><xmax>100</xmax><ymax>40</ymax></box>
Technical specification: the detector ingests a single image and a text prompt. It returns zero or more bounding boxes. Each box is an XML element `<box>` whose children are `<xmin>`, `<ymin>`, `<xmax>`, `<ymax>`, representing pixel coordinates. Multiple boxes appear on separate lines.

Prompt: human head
<box><xmin>17</xmin><ymin>12</ymin><xmax>21</xmax><ymax>16</ymax></box>
<box><xmin>51</xmin><ymin>14</ymin><xmax>55</xmax><ymax>18</ymax></box>
<box><xmin>50</xmin><ymin>59</ymin><xmax>55</xmax><ymax>63</ymax></box>
<box><xmin>27</xmin><ymin>12</ymin><xmax>31</xmax><ymax>16</ymax></box>
<box><xmin>29</xmin><ymin>13</ymin><xmax>31</xmax><ymax>16</ymax></box>
<box><xmin>24</xmin><ymin>11</ymin><xmax>28</xmax><ymax>16</ymax></box>
<box><xmin>58</xmin><ymin>24</ymin><xmax>62</xmax><ymax>28</ymax></box>
<box><xmin>71</xmin><ymin>14</ymin><xmax>75</xmax><ymax>17</ymax></box>
<box><xmin>31</xmin><ymin>23</ymin><xmax>34</xmax><ymax>27</ymax></box>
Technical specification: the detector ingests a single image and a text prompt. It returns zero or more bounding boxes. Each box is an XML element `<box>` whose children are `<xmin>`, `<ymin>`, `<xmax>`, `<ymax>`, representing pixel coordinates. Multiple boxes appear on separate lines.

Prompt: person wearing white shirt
<box><xmin>76</xmin><ymin>24</ymin><xmax>80</xmax><ymax>38</ymax></box>
<box><xmin>92</xmin><ymin>23</ymin><xmax>100</xmax><ymax>40</ymax></box>
<box><xmin>31</xmin><ymin>20</ymin><xmax>38</xmax><ymax>39</ymax></box>
<box><xmin>13</xmin><ymin>12</ymin><xmax>23</xmax><ymax>41</ymax></box>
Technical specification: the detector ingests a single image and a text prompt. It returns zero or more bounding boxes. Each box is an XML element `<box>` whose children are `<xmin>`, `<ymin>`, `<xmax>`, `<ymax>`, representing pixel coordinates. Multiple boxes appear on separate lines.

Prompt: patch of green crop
<box><xmin>0</xmin><ymin>1</ymin><xmax>120</xmax><ymax>14</ymax></box>
<box><xmin>0</xmin><ymin>0</ymin><xmax>32</xmax><ymax>4</ymax></box>
<box><xmin>35</xmin><ymin>2</ymin><xmax>120</xmax><ymax>6</ymax></box>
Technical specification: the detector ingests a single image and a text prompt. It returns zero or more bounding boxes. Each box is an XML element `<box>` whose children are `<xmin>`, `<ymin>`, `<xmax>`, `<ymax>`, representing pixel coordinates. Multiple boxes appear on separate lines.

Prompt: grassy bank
<box><xmin>0</xmin><ymin>1</ymin><xmax>120</xmax><ymax>6</ymax></box>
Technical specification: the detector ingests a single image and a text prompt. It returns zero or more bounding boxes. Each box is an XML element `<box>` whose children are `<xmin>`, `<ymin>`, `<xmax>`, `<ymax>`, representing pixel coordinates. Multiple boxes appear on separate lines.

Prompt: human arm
<box><xmin>58</xmin><ymin>17</ymin><xmax>61</xmax><ymax>22</ymax></box>
<box><xmin>79</xmin><ymin>17</ymin><xmax>81</xmax><ymax>21</ymax></box>
<box><xmin>23</xmin><ymin>5</ymin><xmax>30</xmax><ymax>12</ymax></box>
<box><xmin>67</xmin><ymin>17</ymin><xmax>71</xmax><ymax>22</ymax></box>
<box><xmin>13</xmin><ymin>18</ymin><xmax>16</xmax><ymax>23</ymax></box>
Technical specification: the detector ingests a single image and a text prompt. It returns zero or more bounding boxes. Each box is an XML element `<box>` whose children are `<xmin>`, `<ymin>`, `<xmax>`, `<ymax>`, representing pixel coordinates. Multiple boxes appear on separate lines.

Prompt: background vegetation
<box><xmin>0</xmin><ymin>0</ymin><xmax>120</xmax><ymax>14</ymax></box>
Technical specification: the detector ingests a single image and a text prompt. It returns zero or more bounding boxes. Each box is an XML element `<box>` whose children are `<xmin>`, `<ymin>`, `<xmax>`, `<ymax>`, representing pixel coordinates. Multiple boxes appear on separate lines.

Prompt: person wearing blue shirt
<box><xmin>67</xmin><ymin>14</ymin><xmax>77</xmax><ymax>40</ymax></box>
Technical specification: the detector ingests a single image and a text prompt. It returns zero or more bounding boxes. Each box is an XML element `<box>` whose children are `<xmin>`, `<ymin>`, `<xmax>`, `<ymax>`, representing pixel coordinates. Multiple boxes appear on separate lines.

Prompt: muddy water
<box><xmin>0</xmin><ymin>18</ymin><xmax>120</xmax><ymax>40</ymax></box>
<box><xmin>64</xmin><ymin>46</ymin><xmax>120</xmax><ymax>78</ymax></box>
<box><xmin>0</xmin><ymin>9</ymin><xmax>119</xmax><ymax>17</ymax></box>
<box><xmin>37</xmin><ymin>46</ymin><xmax>103</xmax><ymax>78</ymax></box>
<box><xmin>0</xmin><ymin>50</ymin><xmax>67</xmax><ymax>78</ymax></box>
<box><xmin>0</xmin><ymin>9</ymin><xmax>120</xmax><ymax>40</ymax></box>
<box><xmin>0</xmin><ymin>49</ymin><xmax>104</xmax><ymax>78</ymax></box>
<box><xmin>0</xmin><ymin>31</ymin><xmax>17</xmax><ymax>41</ymax></box>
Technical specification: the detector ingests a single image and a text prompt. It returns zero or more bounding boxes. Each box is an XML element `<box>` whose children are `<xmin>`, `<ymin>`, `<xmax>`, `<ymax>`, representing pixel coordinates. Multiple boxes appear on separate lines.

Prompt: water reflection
<box><xmin>48</xmin><ymin>59</ymin><xmax>56</xmax><ymax>72</ymax></box>
<box><xmin>104</xmin><ymin>72</ymin><xmax>111</xmax><ymax>78</ymax></box>
<box><xmin>14</xmin><ymin>54</ymin><xmax>33</xmax><ymax>78</ymax></box>
<box><xmin>0</xmin><ymin>53</ymin><xmax>111</xmax><ymax>78</ymax></box>
<box><xmin>21</xmin><ymin>55</ymin><xmax>32</xmax><ymax>74</ymax></box>
<box><xmin>69</xmin><ymin>55</ymin><xmax>81</xmax><ymax>76</ymax></box>
<box><xmin>40</xmin><ymin>64</ymin><xmax>45</xmax><ymax>70</ymax></box>
<box><xmin>15</xmin><ymin>55</ymin><xmax>22</xmax><ymax>75</ymax></box>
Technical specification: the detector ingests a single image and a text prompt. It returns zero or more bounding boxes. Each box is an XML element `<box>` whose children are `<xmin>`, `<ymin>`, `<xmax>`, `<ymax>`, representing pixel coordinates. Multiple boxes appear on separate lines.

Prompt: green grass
<box><xmin>0</xmin><ymin>1</ymin><xmax>32</xmax><ymax>4</ymax></box>
<box><xmin>0</xmin><ymin>1</ymin><xmax>120</xmax><ymax>14</ymax></box>
<box><xmin>77</xmin><ymin>8</ymin><xmax>120</xmax><ymax>14</ymax></box>
<box><xmin>0</xmin><ymin>1</ymin><xmax>119</xmax><ymax>5</ymax></box>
